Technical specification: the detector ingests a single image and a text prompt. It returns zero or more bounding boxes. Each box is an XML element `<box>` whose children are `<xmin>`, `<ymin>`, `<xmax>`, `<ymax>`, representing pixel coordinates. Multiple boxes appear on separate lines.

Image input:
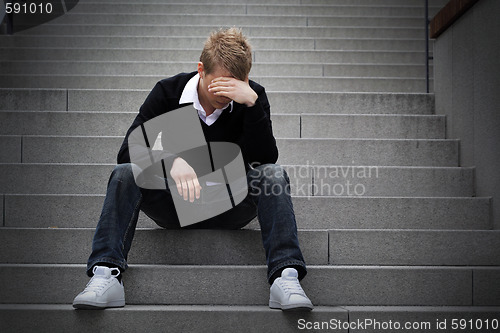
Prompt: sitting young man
<box><xmin>73</xmin><ymin>27</ymin><xmax>313</xmax><ymax>311</ymax></box>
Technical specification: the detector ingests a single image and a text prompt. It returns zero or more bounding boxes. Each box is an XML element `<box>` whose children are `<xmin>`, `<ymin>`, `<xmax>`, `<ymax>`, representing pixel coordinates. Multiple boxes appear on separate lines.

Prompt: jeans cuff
<box><xmin>268</xmin><ymin>259</ymin><xmax>307</xmax><ymax>284</ymax></box>
<box><xmin>86</xmin><ymin>257</ymin><xmax>128</xmax><ymax>277</ymax></box>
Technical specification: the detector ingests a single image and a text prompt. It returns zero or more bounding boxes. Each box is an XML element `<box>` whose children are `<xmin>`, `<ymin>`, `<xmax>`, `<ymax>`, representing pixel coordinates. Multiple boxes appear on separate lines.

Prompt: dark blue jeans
<box><xmin>87</xmin><ymin>163</ymin><xmax>307</xmax><ymax>283</ymax></box>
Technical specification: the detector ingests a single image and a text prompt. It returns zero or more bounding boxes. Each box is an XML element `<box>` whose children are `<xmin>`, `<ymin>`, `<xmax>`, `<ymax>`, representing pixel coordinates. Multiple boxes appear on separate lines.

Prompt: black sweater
<box><xmin>117</xmin><ymin>71</ymin><xmax>278</xmax><ymax>171</ymax></box>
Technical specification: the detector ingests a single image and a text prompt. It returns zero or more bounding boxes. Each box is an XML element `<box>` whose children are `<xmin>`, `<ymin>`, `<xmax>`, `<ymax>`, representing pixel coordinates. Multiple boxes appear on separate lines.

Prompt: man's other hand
<box><xmin>170</xmin><ymin>157</ymin><xmax>202</xmax><ymax>202</ymax></box>
<box><xmin>208</xmin><ymin>77</ymin><xmax>258</xmax><ymax>107</ymax></box>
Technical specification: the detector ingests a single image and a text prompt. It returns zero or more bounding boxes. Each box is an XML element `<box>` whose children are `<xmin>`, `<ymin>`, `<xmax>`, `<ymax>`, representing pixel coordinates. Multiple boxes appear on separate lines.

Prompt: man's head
<box><xmin>198</xmin><ymin>27</ymin><xmax>252</xmax><ymax>81</ymax></box>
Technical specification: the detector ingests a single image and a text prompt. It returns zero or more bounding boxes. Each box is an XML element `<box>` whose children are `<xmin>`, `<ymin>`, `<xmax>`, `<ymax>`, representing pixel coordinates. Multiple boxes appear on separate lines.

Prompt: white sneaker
<box><xmin>269</xmin><ymin>268</ymin><xmax>313</xmax><ymax>311</ymax></box>
<box><xmin>72</xmin><ymin>266</ymin><xmax>125</xmax><ymax>309</ymax></box>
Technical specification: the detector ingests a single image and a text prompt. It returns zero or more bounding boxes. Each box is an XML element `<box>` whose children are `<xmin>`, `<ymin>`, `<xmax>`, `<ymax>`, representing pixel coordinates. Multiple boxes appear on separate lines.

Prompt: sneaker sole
<box><xmin>269</xmin><ymin>300</ymin><xmax>313</xmax><ymax>311</ymax></box>
<box><xmin>73</xmin><ymin>299</ymin><xmax>125</xmax><ymax>310</ymax></box>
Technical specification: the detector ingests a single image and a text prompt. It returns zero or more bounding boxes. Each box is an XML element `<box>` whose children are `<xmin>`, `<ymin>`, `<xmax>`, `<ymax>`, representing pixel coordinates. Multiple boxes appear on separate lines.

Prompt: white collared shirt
<box><xmin>179</xmin><ymin>73</ymin><xmax>233</xmax><ymax>126</ymax></box>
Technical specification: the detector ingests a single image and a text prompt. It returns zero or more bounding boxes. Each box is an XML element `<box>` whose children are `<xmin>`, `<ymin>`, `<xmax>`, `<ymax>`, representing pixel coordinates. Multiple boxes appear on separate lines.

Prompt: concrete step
<box><xmin>317</xmin><ymin>38</ymin><xmax>431</xmax><ymax>51</ymax></box>
<box><xmin>79</xmin><ymin>0</ymin><xmax>447</xmax><ymax>6</ymax></box>
<box><xmin>2</xmin><ymin>195</ymin><xmax>491</xmax><ymax>230</ymax></box>
<box><xmin>302</xmin><ymin>0</ymin><xmax>448</xmax><ymax>5</ymax></box>
<box><xmin>0</xmin><ymin>112</ymin><xmax>445</xmax><ymax>139</ymax></box>
<box><xmin>0</xmin><ymin>60</ymin><xmax>432</xmax><ymax>78</ymax></box>
<box><xmin>2</xmin><ymin>264</ymin><xmax>497</xmax><ymax>306</ymax></box>
<box><xmin>245</xmin><ymin>4</ymin><xmax>443</xmax><ymax>18</ymax></box>
<box><xmin>0</xmin><ymin>35</ymin><xmax>315</xmax><ymax>50</ymax></box>
<box><xmin>1</xmin><ymin>228</ymin><xmax>499</xmax><ymax>266</ymax></box>
<box><xmin>67</xmin><ymin>3</ymin><xmax>438</xmax><ymax>18</ymax></box>
<box><xmin>0</xmin><ymin>90</ymin><xmax>435</xmax><ymax>114</ymax></box>
<box><xmin>0</xmin><ymin>228</ymin><xmax>327</xmax><ymax>266</ymax></box>
<box><xmin>1</xmin><ymin>135</ymin><xmax>458</xmax><ymax>166</ymax></box>
<box><xmin>1</xmin><ymin>304</ymin><xmax>499</xmax><ymax>333</ymax></box>
<box><xmin>256</xmin><ymin>50</ymin><xmax>429</xmax><ymax>64</ymax></box>
<box><xmin>0</xmin><ymin>48</ymin><xmax>429</xmax><ymax>64</ymax></box>
<box><xmin>0</xmin><ymin>35</ymin><xmax>433</xmax><ymax>51</ymax></box>
<box><xmin>55</xmin><ymin>13</ymin><xmax>308</xmax><ymax>27</ymax></box>
<box><xmin>308</xmin><ymin>16</ymin><xmax>426</xmax><ymax>28</ymax></box>
<box><xmin>0</xmin><ymin>111</ymin><xmax>442</xmax><ymax>138</ymax></box>
<box><xmin>0</xmin><ymin>164</ymin><xmax>473</xmax><ymax>197</ymax></box>
<box><xmin>300</xmin><ymin>114</ymin><xmax>445</xmax><ymax>139</ymax></box>
<box><xmin>329</xmin><ymin>230</ymin><xmax>500</xmax><ymax>266</ymax></box>
<box><xmin>0</xmin><ymin>111</ymin><xmax>443</xmax><ymax>138</ymax></box>
<box><xmin>0</xmin><ymin>114</ymin><xmax>300</xmax><ymax>138</ymax></box>
<box><xmin>261</xmin><ymin>77</ymin><xmax>431</xmax><ymax>93</ymax></box>
<box><xmin>47</xmin><ymin>13</ymin><xmax>428</xmax><ymax>28</ymax></box>
<box><xmin>304</xmin><ymin>166</ymin><xmax>472</xmax><ymax>197</ymax></box>
<box><xmin>0</xmin><ymin>74</ymin><xmax>432</xmax><ymax>92</ymax></box>
<box><xmin>278</xmin><ymin>139</ymin><xmax>457</xmax><ymax>166</ymax></box>
<box><xmin>0</xmin><ymin>304</ymin><xmax>347</xmax><ymax>333</ymax></box>
<box><xmin>16</xmin><ymin>25</ymin><xmax>428</xmax><ymax>39</ymax></box>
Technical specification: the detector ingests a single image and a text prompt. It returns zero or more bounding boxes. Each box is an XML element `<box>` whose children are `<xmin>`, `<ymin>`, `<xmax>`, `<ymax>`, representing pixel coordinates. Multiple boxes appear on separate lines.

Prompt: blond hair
<box><xmin>199</xmin><ymin>27</ymin><xmax>252</xmax><ymax>81</ymax></box>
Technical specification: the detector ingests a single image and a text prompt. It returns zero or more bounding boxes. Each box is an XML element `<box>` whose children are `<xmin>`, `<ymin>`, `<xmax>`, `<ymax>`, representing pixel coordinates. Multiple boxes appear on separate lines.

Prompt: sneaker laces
<box><xmin>279</xmin><ymin>278</ymin><xmax>307</xmax><ymax>297</ymax></box>
<box><xmin>81</xmin><ymin>267</ymin><xmax>120</xmax><ymax>294</ymax></box>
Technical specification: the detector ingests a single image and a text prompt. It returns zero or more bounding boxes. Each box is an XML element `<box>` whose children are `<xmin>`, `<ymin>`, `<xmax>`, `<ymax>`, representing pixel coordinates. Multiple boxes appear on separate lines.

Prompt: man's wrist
<box><xmin>245</xmin><ymin>91</ymin><xmax>258</xmax><ymax>107</ymax></box>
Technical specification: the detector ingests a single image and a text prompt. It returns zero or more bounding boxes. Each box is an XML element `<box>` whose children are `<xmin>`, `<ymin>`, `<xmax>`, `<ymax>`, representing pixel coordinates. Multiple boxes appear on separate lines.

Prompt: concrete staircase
<box><xmin>1</xmin><ymin>0</ymin><xmax>499</xmax><ymax>331</ymax></box>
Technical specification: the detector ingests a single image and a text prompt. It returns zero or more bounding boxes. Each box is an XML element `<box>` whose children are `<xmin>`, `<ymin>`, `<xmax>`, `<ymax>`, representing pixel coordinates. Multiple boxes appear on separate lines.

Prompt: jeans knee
<box><xmin>110</xmin><ymin>163</ymin><xmax>135</xmax><ymax>183</ymax></box>
<box><xmin>251</xmin><ymin>164</ymin><xmax>290</xmax><ymax>186</ymax></box>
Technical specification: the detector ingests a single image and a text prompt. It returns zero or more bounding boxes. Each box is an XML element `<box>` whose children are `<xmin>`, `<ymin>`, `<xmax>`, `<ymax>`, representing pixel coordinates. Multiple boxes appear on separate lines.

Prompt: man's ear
<box><xmin>197</xmin><ymin>62</ymin><xmax>204</xmax><ymax>77</ymax></box>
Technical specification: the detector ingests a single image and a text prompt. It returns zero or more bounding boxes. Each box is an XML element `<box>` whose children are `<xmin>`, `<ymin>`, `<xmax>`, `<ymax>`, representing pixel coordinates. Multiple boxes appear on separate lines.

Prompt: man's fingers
<box><xmin>175</xmin><ymin>179</ymin><xmax>182</xmax><ymax>196</ymax></box>
<box><xmin>181</xmin><ymin>179</ymin><xmax>189</xmax><ymax>201</ymax></box>
<box><xmin>177</xmin><ymin>177</ymin><xmax>202</xmax><ymax>202</ymax></box>
<box><xmin>170</xmin><ymin>157</ymin><xmax>202</xmax><ymax>201</ymax></box>
<box><xmin>211</xmin><ymin>77</ymin><xmax>232</xmax><ymax>83</ymax></box>
<box><xmin>193</xmin><ymin>177</ymin><xmax>202</xmax><ymax>200</ymax></box>
<box><xmin>187</xmin><ymin>179</ymin><xmax>195</xmax><ymax>202</ymax></box>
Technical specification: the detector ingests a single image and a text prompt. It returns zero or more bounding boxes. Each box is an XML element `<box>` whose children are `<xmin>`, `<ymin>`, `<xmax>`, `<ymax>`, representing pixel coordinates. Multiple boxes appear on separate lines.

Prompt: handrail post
<box><xmin>425</xmin><ymin>0</ymin><xmax>430</xmax><ymax>93</ymax></box>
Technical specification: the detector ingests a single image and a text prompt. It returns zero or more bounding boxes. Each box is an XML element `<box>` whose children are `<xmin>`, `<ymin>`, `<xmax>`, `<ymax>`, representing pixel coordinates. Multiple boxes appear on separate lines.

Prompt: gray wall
<box><xmin>434</xmin><ymin>0</ymin><xmax>500</xmax><ymax>229</ymax></box>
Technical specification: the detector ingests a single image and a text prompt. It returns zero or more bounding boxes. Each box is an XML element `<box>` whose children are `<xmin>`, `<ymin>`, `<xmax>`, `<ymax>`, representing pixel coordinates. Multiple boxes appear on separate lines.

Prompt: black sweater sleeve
<box><xmin>239</xmin><ymin>83</ymin><xmax>279</xmax><ymax>167</ymax></box>
<box><xmin>117</xmin><ymin>81</ymin><xmax>168</xmax><ymax>165</ymax></box>
<box><xmin>117</xmin><ymin>72</ymin><xmax>196</xmax><ymax>166</ymax></box>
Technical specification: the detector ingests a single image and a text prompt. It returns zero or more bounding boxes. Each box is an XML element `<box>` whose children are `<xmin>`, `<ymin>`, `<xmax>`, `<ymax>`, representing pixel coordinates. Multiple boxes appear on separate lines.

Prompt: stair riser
<box><xmin>0</xmin><ymin>36</ymin><xmax>314</xmax><ymax>50</ymax></box>
<box><xmin>301</xmin><ymin>114</ymin><xmax>444</xmax><ymax>139</ymax></box>
<box><xmin>329</xmin><ymin>230</ymin><xmax>500</xmax><ymax>265</ymax></box>
<box><xmin>3</xmin><ymin>195</ymin><xmax>491</xmax><ymax>230</ymax></box>
<box><xmin>67</xmin><ymin>0</ymin><xmax>447</xmax><ymax>5</ymax></box>
<box><xmin>2</xmin><ymin>136</ymin><xmax>457</xmax><ymax>166</ymax></box>
<box><xmin>279</xmin><ymin>139</ymin><xmax>458</xmax><ymax>167</ymax></box>
<box><xmin>0</xmin><ymin>61</ymin><xmax>433</xmax><ymax>78</ymax></box>
<box><xmin>308</xmin><ymin>166</ymin><xmax>472</xmax><ymax>197</ymax></box>
<box><xmin>0</xmin><ymin>75</ymin><xmax>434</xmax><ymax>92</ymax></box>
<box><xmin>0</xmin><ymin>90</ymin><xmax>435</xmax><ymax>114</ymax></box>
<box><xmin>2</xmin><ymin>229</ymin><xmax>499</xmax><ymax>266</ymax></box>
<box><xmin>302</xmin><ymin>0</ymin><xmax>448</xmax><ymax>5</ymax></box>
<box><xmin>0</xmin><ymin>113</ymin><xmax>445</xmax><ymax>138</ymax></box>
<box><xmin>1</xmin><ymin>305</ymin><xmax>499</xmax><ymax>333</ymax></box>
<box><xmin>0</xmin><ymin>265</ymin><xmax>487</xmax><ymax>306</ymax></box>
<box><xmin>49</xmin><ymin>13</ymin><xmax>426</xmax><ymax>28</ymax></box>
<box><xmin>0</xmin><ymin>36</ymin><xmax>433</xmax><ymax>51</ymax></box>
<box><xmin>0</xmin><ymin>229</ymin><xmax>327</xmax><ymax>265</ymax></box>
<box><xmin>16</xmin><ymin>25</ymin><xmax>428</xmax><ymax>39</ymax></box>
<box><xmin>0</xmin><ymin>115</ymin><xmax>445</xmax><ymax>140</ymax></box>
<box><xmin>0</xmin><ymin>49</ymin><xmax>429</xmax><ymax>64</ymax></box>
<box><xmin>68</xmin><ymin>4</ymin><xmax>440</xmax><ymax>17</ymax></box>
<box><xmin>0</xmin><ymin>164</ymin><xmax>472</xmax><ymax>197</ymax></box>
<box><xmin>55</xmin><ymin>13</ymin><xmax>307</xmax><ymax>26</ymax></box>
<box><xmin>0</xmin><ymin>305</ymin><xmax>348</xmax><ymax>333</ymax></box>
